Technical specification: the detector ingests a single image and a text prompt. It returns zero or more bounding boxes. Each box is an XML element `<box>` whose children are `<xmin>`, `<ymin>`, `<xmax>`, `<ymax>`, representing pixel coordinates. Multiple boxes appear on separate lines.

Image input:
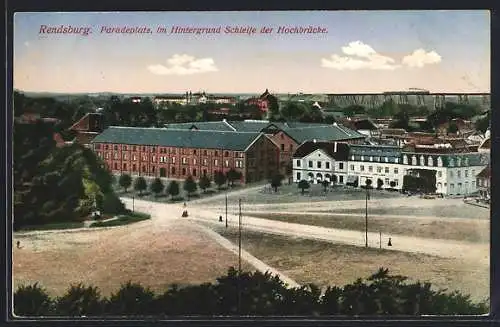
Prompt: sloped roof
<box><xmin>353</xmin><ymin>119</ymin><xmax>378</xmax><ymax>131</ymax></box>
<box><xmin>349</xmin><ymin>144</ymin><xmax>402</xmax><ymax>158</ymax></box>
<box><xmin>293</xmin><ymin>141</ymin><xmax>349</xmax><ymax>160</ymax></box>
<box><xmin>479</xmin><ymin>137</ymin><xmax>491</xmax><ymax>150</ymax></box>
<box><xmin>92</xmin><ymin>126</ymin><xmax>262</xmax><ymax>151</ymax></box>
<box><xmin>165</xmin><ymin>121</ymin><xmax>235</xmax><ymax>131</ymax></box>
<box><xmin>284</xmin><ymin>125</ymin><xmax>365</xmax><ymax>143</ymax></box>
<box><xmin>477</xmin><ymin>165</ymin><xmax>491</xmax><ymax>179</ymax></box>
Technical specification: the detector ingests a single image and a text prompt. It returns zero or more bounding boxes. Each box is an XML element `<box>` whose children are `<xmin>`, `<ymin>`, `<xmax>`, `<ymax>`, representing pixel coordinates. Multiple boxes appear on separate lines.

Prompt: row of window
<box><xmin>350</xmin><ymin>155</ymin><xmax>399</xmax><ymax>164</ymax></box>
<box><xmin>349</xmin><ymin>164</ymin><xmax>399</xmax><ymax>175</ymax></box>
<box><xmin>279</xmin><ymin>144</ymin><xmax>294</xmax><ymax>152</ymax></box>
<box><xmin>296</xmin><ymin>160</ymin><xmax>344</xmax><ymax>170</ymax></box>
<box><xmin>98</xmin><ymin>152</ymin><xmax>244</xmax><ymax>168</ymax></box>
<box><xmin>94</xmin><ymin>144</ymin><xmax>244</xmax><ymax>157</ymax></box>
<box><xmin>109</xmin><ymin>162</ymin><xmax>236</xmax><ymax>178</ymax></box>
<box><xmin>402</xmin><ymin>155</ymin><xmax>471</xmax><ymax>167</ymax></box>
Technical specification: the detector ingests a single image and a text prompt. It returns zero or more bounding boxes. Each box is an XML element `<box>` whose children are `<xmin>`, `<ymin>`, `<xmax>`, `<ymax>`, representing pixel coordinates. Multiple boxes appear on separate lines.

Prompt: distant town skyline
<box><xmin>14</xmin><ymin>11</ymin><xmax>490</xmax><ymax>94</ymax></box>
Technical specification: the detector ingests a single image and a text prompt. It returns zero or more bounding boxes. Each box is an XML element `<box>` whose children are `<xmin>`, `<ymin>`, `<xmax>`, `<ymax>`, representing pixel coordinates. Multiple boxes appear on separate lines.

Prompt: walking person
<box><xmin>16</xmin><ymin>241</ymin><xmax>21</xmax><ymax>249</ymax></box>
<box><xmin>219</xmin><ymin>215</ymin><xmax>223</xmax><ymax>222</ymax></box>
<box><xmin>387</xmin><ymin>237</ymin><xmax>392</xmax><ymax>247</ymax></box>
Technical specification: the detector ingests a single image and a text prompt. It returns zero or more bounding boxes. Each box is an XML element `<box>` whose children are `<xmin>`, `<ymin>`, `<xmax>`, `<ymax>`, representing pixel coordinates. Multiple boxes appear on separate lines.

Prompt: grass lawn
<box><xmin>89</xmin><ymin>212</ymin><xmax>151</xmax><ymax>228</ymax></box>
<box><xmin>203</xmin><ymin>184</ymin><xmax>405</xmax><ymax>205</ymax></box>
<box><xmin>216</xmin><ymin>227</ymin><xmax>489</xmax><ymax>304</ymax></box>
<box><xmin>321</xmin><ymin>205</ymin><xmax>490</xmax><ymax>220</ymax></box>
<box><xmin>17</xmin><ymin>221</ymin><xmax>85</xmax><ymax>232</ymax></box>
<box><xmin>242</xmin><ymin>213</ymin><xmax>489</xmax><ymax>243</ymax></box>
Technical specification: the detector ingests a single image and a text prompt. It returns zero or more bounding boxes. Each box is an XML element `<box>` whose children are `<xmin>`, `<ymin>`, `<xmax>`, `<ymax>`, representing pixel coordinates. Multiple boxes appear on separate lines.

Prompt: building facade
<box><xmin>91</xmin><ymin>127</ymin><xmax>280</xmax><ymax>184</ymax></box>
<box><xmin>476</xmin><ymin>165</ymin><xmax>491</xmax><ymax>200</ymax></box>
<box><xmin>292</xmin><ymin>143</ymin><xmax>489</xmax><ymax>196</ymax></box>
<box><xmin>292</xmin><ymin>141</ymin><xmax>349</xmax><ymax>184</ymax></box>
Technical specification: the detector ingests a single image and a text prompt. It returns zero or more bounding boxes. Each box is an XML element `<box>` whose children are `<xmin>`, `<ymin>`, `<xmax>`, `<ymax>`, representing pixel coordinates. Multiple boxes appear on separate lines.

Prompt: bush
<box><xmin>106</xmin><ymin>281</ymin><xmax>156</xmax><ymax>316</ymax></box>
<box><xmin>14</xmin><ymin>268</ymin><xmax>488</xmax><ymax>316</ymax></box>
<box><xmin>55</xmin><ymin>283</ymin><xmax>104</xmax><ymax>316</ymax></box>
<box><xmin>14</xmin><ymin>283</ymin><xmax>54</xmax><ymax>316</ymax></box>
<box><xmin>100</xmin><ymin>192</ymin><xmax>126</xmax><ymax>214</ymax></box>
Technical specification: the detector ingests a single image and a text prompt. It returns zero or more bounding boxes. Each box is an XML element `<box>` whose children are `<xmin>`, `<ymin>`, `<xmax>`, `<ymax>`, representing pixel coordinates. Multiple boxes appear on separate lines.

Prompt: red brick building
<box><xmin>91</xmin><ymin>127</ymin><xmax>280</xmax><ymax>183</ymax></box>
<box><xmin>166</xmin><ymin>120</ymin><xmax>366</xmax><ymax>176</ymax></box>
<box><xmin>69</xmin><ymin>112</ymin><xmax>105</xmax><ymax>147</ymax></box>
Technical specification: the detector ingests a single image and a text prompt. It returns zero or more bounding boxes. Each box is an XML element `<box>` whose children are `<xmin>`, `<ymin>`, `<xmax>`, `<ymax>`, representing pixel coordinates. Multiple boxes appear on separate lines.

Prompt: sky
<box><xmin>13</xmin><ymin>11</ymin><xmax>490</xmax><ymax>94</ymax></box>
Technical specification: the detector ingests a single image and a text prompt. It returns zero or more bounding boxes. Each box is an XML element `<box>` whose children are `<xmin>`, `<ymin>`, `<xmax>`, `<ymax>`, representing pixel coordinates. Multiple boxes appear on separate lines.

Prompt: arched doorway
<box><xmin>160</xmin><ymin>168</ymin><xmax>167</xmax><ymax>177</ymax></box>
<box><xmin>316</xmin><ymin>173</ymin><xmax>323</xmax><ymax>184</ymax></box>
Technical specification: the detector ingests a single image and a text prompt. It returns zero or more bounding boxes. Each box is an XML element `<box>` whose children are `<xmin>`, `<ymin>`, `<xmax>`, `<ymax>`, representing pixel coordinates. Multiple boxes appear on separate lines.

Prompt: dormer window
<box><xmin>457</xmin><ymin>158</ymin><xmax>461</xmax><ymax>166</ymax></box>
<box><xmin>412</xmin><ymin>156</ymin><xmax>417</xmax><ymax>166</ymax></box>
<box><xmin>428</xmin><ymin>157</ymin><xmax>433</xmax><ymax>166</ymax></box>
<box><xmin>437</xmin><ymin>157</ymin><xmax>443</xmax><ymax>167</ymax></box>
<box><xmin>351</xmin><ymin>155</ymin><xmax>355</xmax><ymax>160</ymax></box>
<box><xmin>403</xmin><ymin>155</ymin><xmax>408</xmax><ymax>165</ymax></box>
<box><xmin>420</xmin><ymin>155</ymin><xmax>425</xmax><ymax>166</ymax></box>
<box><xmin>370</xmin><ymin>156</ymin><xmax>373</xmax><ymax>161</ymax></box>
<box><xmin>464</xmin><ymin>158</ymin><xmax>469</xmax><ymax>166</ymax></box>
<box><xmin>449</xmin><ymin>158</ymin><xmax>454</xmax><ymax>167</ymax></box>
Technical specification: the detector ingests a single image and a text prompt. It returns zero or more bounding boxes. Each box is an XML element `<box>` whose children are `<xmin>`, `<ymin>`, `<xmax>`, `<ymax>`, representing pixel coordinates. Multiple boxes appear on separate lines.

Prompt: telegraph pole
<box><xmin>365</xmin><ymin>188</ymin><xmax>368</xmax><ymax>247</ymax></box>
<box><xmin>225</xmin><ymin>193</ymin><xmax>228</xmax><ymax>228</ymax></box>
<box><xmin>238</xmin><ymin>198</ymin><xmax>242</xmax><ymax>314</ymax></box>
<box><xmin>238</xmin><ymin>198</ymin><xmax>242</xmax><ymax>274</ymax></box>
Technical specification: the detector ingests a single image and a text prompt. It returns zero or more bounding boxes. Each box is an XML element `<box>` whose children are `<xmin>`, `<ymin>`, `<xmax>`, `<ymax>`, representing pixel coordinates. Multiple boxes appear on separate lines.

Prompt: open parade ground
<box><xmin>13</xmin><ymin>183</ymin><xmax>490</xmax><ymax>302</ymax></box>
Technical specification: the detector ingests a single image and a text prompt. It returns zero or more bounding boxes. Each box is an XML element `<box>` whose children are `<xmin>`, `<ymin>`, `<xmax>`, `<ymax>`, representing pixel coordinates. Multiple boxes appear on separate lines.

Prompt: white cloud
<box><xmin>322</xmin><ymin>41</ymin><xmax>400</xmax><ymax>70</ymax></box>
<box><xmin>341</xmin><ymin>41</ymin><xmax>376</xmax><ymax>58</ymax></box>
<box><xmin>148</xmin><ymin>54</ymin><xmax>218</xmax><ymax>75</ymax></box>
<box><xmin>402</xmin><ymin>49</ymin><xmax>442</xmax><ymax>68</ymax></box>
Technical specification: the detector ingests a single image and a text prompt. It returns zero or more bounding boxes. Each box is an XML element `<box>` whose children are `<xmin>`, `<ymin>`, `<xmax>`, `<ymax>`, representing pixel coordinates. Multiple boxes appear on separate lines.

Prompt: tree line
<box><xmin>14</xmin><ymin>267</ymin><xmax>487</xmax><ymax>317</ymax></box>
<box><xmin>118</xmin><ymin>169</ymin><xmax>244</xmax><ymax>198</ymax></box>
<box><xmin>13</xmin><ymin>93</ymin><xmax>126</xmax><ymax>230</ymax></box>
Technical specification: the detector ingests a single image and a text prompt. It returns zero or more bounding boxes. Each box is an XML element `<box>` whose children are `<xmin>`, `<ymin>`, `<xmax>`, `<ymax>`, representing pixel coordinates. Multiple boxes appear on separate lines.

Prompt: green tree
<box><xmin>321</xmin><ymin>180</ymin><xmax>329</xmax><ymax>192</ymax></box>
<box><xmin>14</xmin><ymin>283</ymin><xmax>54</xmax><ymax>316</ymax></box>
<box><xmin>389</xmin><ymin>181</ymin><xmax>396</xmax><ymax>189</ymax></box>
<box><xmin>106</xmin><ymin>281</ymin><xmax>156</xmax><ymax>316</ymax></box>
<box><xmin>166</xmin><ymin>180</ymin><xmax>180</xmax><ymax>199</ymax></box>
<box><xmin>447</xmin><ymin>122</ymin><xmax>459</xmax><ymax>134</ymax></box>
<box><xmin>183</xmin><ymin>175</ymin><xmax>198</xmax><ymax>198</ymax></box>
<box><xmin>226</xmin><ymin>168</ymin><xmax>242</xmax><ymax>187</ymax></box>
<box><xmin>270</xmin><ymin>173</ymin><xmax>284</xmax><ymax>192</ymax></box>
<box><xmin>214</xmin><ymin>171</ymin><xmax>227</xmax><ymax>190</ymax></box>
<box><xmin>365</xmin><ymin>178</ymin><xmax>373</xmax><ymax>189</ymax></box>
<box><xmin>377</xmin><ymin>178</ymin><xmax>384</xmax><ymax>190</ymax></box>
<box><xmin>198</xmin><ymin>174</ymin><xmax>211</xmax><ymax>193</ymax></box>
<box><xmin>133</xmin><ymin>177</ymin><xmax>147</xmax><ymax>196</ymax></box>
<box><xmin>149</xmin><ymin>178</ymin><xmax>164</xmax><ymax>198</ymax></box>
<box><xmin>55</xmin><ymin>283</ymin><xmax>103</xmax><ymax>316</ymax></box>
<box><xmin>118</xmin><ymin>174</ymin><xmax>132</xmax><ymax>193</ymax></box>
<box><xmin>298</xmin><ymin>179</ymin><xmax>310</xmax><ymax>195</ymax></box>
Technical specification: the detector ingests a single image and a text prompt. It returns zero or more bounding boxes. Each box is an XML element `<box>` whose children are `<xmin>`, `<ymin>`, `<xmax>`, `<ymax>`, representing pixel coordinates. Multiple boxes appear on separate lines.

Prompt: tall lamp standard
<box><xmin>225</xmin><ymin>193</ymin><xmax>228</xmax><ymax>228</ymax></box>
<box><xmin>365</xmin><ymin>179</ymin><xmax>372</xmax><ymax>247</ymax></box>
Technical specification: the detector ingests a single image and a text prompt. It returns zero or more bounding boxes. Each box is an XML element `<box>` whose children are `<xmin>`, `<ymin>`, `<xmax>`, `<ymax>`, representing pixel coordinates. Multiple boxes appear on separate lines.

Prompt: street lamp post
<box><xmin>132</xmin><ymin>194</ymin><xmax>135</xmax><ymax>212</ymax></box>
